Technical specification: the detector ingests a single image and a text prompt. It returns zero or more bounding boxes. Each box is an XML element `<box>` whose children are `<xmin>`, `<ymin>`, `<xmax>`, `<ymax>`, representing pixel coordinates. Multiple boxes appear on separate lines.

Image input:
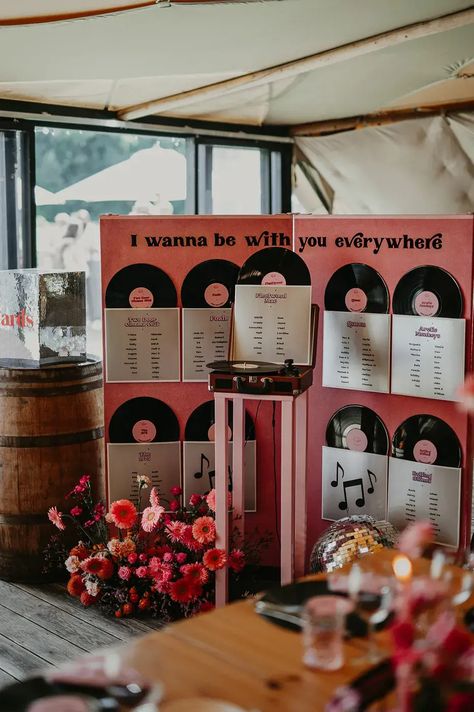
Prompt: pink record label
<box><xmin>346</xmin><ymin>428</ymin><xmax>368</xmax><ymax>452</ymax></box>
<box><xmin>414</xmin><ymin>290</ymin><xmax>439</xmax><ymax>317</ymax></box>
<box><xmin>345</xmin><ymin>288</ymin><xmax>368</xmax><ymax>312</ymax></box>
<box><xmin>262</xmin><ymin>271</ymin><xmax>286</xmax><ymax>286</ymax></box>
<box><xmin>413</xmin><ymin>439</ymin><xmax>437</xmax><ymax>464</ymax></box>
<box><xmin>208</xmin><ymin>423</ymin><xmax>232</xmax><ymax>442</ymax></box>
<box><xmin>129</xmin><ymin>287</ymin><xmax>154</xmax><ymax>308</ymax></box>
<box><xmin>204</xmin><ymin>282</ymin><xmax>229</xmax><ymax>308</ymax></box>
<box><xmin>132</xmin><ymin>419</ymin><xmax>156</xmax><ymax>443</ymax></box>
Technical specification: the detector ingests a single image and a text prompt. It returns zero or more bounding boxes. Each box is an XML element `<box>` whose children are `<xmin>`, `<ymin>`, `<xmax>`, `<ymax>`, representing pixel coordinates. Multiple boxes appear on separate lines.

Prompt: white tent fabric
<box><xmin>295</xmin><ymin>113</ymin><xmax>474</xmax><ymax>214</ymax></box>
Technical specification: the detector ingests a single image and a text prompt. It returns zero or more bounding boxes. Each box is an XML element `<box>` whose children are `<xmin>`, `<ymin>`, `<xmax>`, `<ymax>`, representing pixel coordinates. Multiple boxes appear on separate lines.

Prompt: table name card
<box><xmin>387</xmin><ymin>458</ymin><xmax>461</xmax><ymax>547</ymax></box>
<box><xmin>391</xmin><ymin>315</ymin><xmax>465</xmax><ymax>401</ymax></box>
<box><xmin>183</xmin><ymin>441</ymin><xmax>256</xmax><ymax>512</ymax></box>
<box><xmin>105</xmin><ymin>308</ymin><xmax>180</xmax><ymax>382</ymax></box>
<box><xmin>182</xmin><ymin>308</ymin><xmax>231</xmax><ymax>381</ymax></box>
<box><xmin>322</xmin><ymin>312</ymin><xmax>390</xmax><ymax>393</ymax></box>
<box><xmin>322</xmin><ymin>446</ymin><xmax>388</xmax><ymax>522</ymax></box>
<box><xmin>107</xmin><ymin>443</ymin><xmax>181</xmax><ymax>504</ymax></box>
<box><xmin>232</xmin><ymin>285</ymin><xmax>312</xmax><ymax>365</ymax></box>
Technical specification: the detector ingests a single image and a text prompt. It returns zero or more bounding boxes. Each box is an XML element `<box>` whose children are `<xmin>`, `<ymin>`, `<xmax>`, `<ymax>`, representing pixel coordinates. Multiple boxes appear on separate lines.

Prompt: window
<box><xmin>0</xmin><ymin>129</ymin><xmax>33</xmax><ymax>269</ymax></box>
<box><xmin>197</xmin><ymin>141</ymin><xmax>285</xmax><ymax>215</ymax></box>
<box><xmin>34</xmin><ymin>127</ymin><xmax>188</xmax><ymax>356</ymax></box>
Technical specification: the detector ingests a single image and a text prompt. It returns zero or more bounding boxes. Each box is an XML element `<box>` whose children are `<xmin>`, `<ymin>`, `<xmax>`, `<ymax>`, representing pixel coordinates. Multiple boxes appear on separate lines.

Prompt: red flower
<box><xmin>79</xmin><ymin>475</ymin><xmax>91</xmax><ymax>486</ymax></box>
<box><xmin>443</xmin><ymin>626</ymin><xmax>472</xmax><ymax>657</ymax></box>
<box><xmin>170</xmin><ymin>486</ymin><xmax>182</xmax><ymax>496</ymax></box>
<box><xmin>80</xmin><ymin>591</ymin><xmax>99</xmax><ymax>607</ymax></box>
<box><xmin>169</xmin><ymin>577</ymin><xmax>202</xmax><ymax>604</ymax></box>
<box><xmin>447</xmin><ymin>692</ymin><xmax>474</xmax><ymax>712</ymax></box>
<box><xmin>180</xmin><ymin>563</ymin><xmax>209</xmax><ymax>584</ymax></box>
<box><xmin>198</xmin><ymin>601</ymin><xmax>215</xmax><ymax>614</ymax></box>
<box><xmin>169</xmin><ymin>500</ymin><xmax>180</xmax><ymax>512</ymax></box>
<box><xmin>192</xmin><ymin>516</ymin><xmax>216</xmax><ymax>545</ymax></box>
<box><xmin>391</xmin><ymin>620</ymin><xmax>415</xmax><ymax>650</ymax></box>
<box><xmin>203</xmin><ymin>548</ymin><xmax>227</xmax><ymax>571</ymax></box>
<box><xmin>109</xmin><ymin>499</ymin><xmax>137</xmax><ymax>529</ymax></box>
<box><xmin>70</xmin><ymin>506</ymin><xmax>82</xmax><ymax>517</ymax></box>
<box><xmin>67</xmin><ymin>574</ymin><xmax>85</xmax><ymax>598</ymax></box>
<box><xmin>81</xmin><ymin>557</ymin><xmax>104</xmax><ymax>575</ymax></box>
<box><xmin>69</xmin><ymin>544</ymin><xmax>89</xmax><ymax>560</ymax></box>
<box><xmin>228</xmin><ymin>549</ymin><xmax>245</xmax><ymax>573</ymax></box>
<box><xmin>189</xmin><ymin>494</ymin><xmax>202</xmax><ymax>506</ymax></box>
<box><xmin>93</xmin><ymin>503</ymin><xmax>105</xmax><ymax>520</ymax></box>
<box><xmin>97</xmin><ymin>558</ymin><xmax>114</xmax><ymax>580</ymax></box>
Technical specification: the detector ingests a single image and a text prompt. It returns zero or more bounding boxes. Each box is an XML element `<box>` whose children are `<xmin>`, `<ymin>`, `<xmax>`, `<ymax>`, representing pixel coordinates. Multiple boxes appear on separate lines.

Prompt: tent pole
<box><xmin>118</xmin><ymin>8</ymin><xmax>474</xmax><ymax>121</ymax></box>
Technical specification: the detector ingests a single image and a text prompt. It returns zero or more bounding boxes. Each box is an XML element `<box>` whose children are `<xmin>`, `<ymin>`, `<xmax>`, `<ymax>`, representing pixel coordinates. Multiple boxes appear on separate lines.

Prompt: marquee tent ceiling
<box><xmin>0</xmin><ymin>0</ymin><xmax>472</xmax><ymax>129</ymax></box>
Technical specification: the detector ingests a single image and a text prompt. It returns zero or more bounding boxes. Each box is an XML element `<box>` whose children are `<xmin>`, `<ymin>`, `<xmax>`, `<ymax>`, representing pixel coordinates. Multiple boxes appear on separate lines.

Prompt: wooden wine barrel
<box><xmin>0</xmin><ymin>358</ymin><xmax>105</xmax><ymax>581</ymax></box>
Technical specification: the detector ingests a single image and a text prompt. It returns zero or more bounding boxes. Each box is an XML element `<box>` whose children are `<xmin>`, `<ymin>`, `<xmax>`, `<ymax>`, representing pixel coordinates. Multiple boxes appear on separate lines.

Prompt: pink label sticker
<box><xmin>204</xmin><ymin>282</ymin><xmax>229</xmax><ymax>308</ymax></box>
<box><xmin>129</xmin><ymin>287</ymin><xmax>154</xmax><ymax>309</ymax></box>
<box><xmin>413</xmin><ymin>439</ymin><xmax>437</xmax><ymax>464</ymax></box>
<box><xmin>132</xmin><ymin>419</ymin><xmax>156</xmax><ymax>443</ymax></box>
<box><xmin>346</xmin><ymin>428</ymin><xmax>368</xmax><ymax>452</ymax></box>
<box><xmin>345</xmin><ymin>288</ymin><xmax>368</xmax><ymax>313</ymax></box>
<box><xmin>261</xmin><ymin>271</ymin><xmax>286</xmax><ymax>286</ymax></box>
<box><xmin>414</xmin><ymin>290</ymin><xmax>439</xmax><ymax>317</ymax></box>
<box><xmin>208</xmin><ymin>424</ymin><xmax>232</xmax><ymax>442</ymax></box>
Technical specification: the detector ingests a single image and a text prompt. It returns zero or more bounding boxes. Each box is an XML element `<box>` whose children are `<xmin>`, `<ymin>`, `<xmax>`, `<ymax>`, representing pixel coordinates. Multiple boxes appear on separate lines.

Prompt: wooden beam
<box><xmin>0</xmin><ymin>2</ymin><xmax>157</xmax><ymax>27</ymax></box>
<box><xmin>290</xmin><ymin>99</ymin><xmax>474</xmax><ymax>136</ymax></box>
<box><xmin>118</xmin><ymin>7</ymin><xmax>474</xmax><ymax>121</ymax></box>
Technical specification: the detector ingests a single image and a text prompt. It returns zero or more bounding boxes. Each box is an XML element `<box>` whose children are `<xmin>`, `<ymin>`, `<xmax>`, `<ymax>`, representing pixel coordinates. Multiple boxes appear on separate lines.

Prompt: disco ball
<box><xmin>310</xmin><ymin>516</ymin><xmax>399</xmax><ymax>574</ymax></box>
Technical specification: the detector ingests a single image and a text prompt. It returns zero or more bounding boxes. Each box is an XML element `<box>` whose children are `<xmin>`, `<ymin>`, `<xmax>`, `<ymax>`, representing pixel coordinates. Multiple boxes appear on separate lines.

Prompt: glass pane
<box><xmin>211</xmin><ymin>146</ymin><xmax>262</xmax><ymax>214</ymax></box>
<box><xmin>34</xmin><ymin>127</ymin><xmax>187</xmax><ymax>358</ymax></box>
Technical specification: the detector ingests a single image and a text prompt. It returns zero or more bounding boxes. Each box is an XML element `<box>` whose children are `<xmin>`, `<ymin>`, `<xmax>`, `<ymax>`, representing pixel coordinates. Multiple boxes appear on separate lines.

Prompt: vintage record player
<box><xmin>208</xmin><ymin>305</ymin><xmax>318</xmax><ymax>396</ymax></box>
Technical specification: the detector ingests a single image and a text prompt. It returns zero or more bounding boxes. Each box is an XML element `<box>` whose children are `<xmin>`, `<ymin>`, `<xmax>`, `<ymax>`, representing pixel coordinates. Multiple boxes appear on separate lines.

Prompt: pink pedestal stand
<box><xmin>213</xmin><ymin>390</ymin><xmax>309</xmax><ymax>607</ymax></box>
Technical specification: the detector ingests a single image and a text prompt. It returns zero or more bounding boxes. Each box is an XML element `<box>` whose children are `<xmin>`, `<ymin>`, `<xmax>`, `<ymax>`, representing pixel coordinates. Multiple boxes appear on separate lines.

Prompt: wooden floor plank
<box><xmin>0</xmin><ymin>634</ymin><xmax>51</xmax><ymax>680</ymax></box>
<box><xmin>0</xmin><ymin>581</ymin><xmax>121</xmax><ymax>651</ymax></box>
<box><xmin>0</xmin><ymin>605</ymin><xmax>88</xmax><ymax>666</ymax></box>
<box><xmin>12</xmin><ymin>583</ymin><xmax>147</xmax><ymax>640</ymax></box>
<box><xmin>0</xmin><ymin>665</ymin><xmax>17</xmax><ymax>686</ymax></box>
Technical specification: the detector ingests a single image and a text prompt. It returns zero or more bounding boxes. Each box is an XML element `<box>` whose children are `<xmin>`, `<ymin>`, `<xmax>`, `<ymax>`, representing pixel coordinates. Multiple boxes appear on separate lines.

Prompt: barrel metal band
<box><xmin>0</xmin><ymin>427</ymin><xmax>104</xmax><ymax>448</ymax></box>
<box><xmin>0</xmin><ymin>379</ymin><xmax>103</xmax><ymax>397</ymax></box>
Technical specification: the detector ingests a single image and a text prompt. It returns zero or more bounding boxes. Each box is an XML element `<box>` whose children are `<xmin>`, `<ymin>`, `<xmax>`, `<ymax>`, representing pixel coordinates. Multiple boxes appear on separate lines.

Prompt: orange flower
<box><xmin>81</xmin><ymin>557</ymin><xmax>104</xmax><ymax>575</ymax></box>
<box><xmin>180</xmin><ymin>563</ymin><xmax>209</xmax><ymax>584</ymax></box>
<box><xmin>203</xmin><ymin>548</ymin><xmax>227</xmax><ymax>571</ymax></box>
<box><xmin>192</xmin><ymin>516</ymin><xmax>216</xmax><ymax>544</ymax></box>
<box><xmin>69</xmin><ymin>544</ymin><xmax>89</xmax><ymax>560</ymax></box>
<box><xmin>80</xmin><ymin>591</ymin><xmax>99</xmax><ymax>607</ymax></box>
<box><xmin>109</xmin><ymin>499</ymin><xmax>137</xmax><ymax>529</ymax></box>
<box><xmin>97</xmin><ymin>558</ymin><xmax>114</xmax><ymax>580</ymax></box>
<box><xmin>67</xmin><ymin>574</ymin><xmax>85</xmax><ymax>598</ymax></box>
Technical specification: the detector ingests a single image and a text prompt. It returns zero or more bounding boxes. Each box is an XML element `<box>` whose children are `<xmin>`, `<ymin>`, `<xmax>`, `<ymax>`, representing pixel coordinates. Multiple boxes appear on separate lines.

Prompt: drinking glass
<box><xmin>301</xmin><ymin>595</ymin><xmax>354</xmax><ymax>671</ymax></box>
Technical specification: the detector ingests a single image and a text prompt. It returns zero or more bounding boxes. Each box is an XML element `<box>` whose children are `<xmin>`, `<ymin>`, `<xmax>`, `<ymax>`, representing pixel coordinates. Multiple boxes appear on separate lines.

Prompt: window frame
<box><xmin>0</xmin><ymin>107</ymin><xmax>292</xmax><ymax>269</ymax></box>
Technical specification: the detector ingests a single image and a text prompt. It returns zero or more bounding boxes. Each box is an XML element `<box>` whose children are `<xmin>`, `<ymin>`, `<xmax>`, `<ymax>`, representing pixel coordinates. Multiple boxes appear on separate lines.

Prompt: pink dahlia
<box><xmin>109</xmin><ymin>499</ymin><xmax>137</xmax><ymax>529</ymax></box>
<box><xmin>192</xmin><ymin>516</ymin><xmax>216</xmax><ymax>545</ymax></box>
<box><xmin>169</xmin><ymin>577</ymin><xmax>202</xmax><ymax>604</ymax></box>
<box><xmin>65</xmin><ymin>555</ymin><xmax>80</xmax><ymax>573</ymax></box>
<box><xmin>176</xmin><ymin>552</ymin><xmax>187</xmax><ymax>564</ymax></box>
<box><xmin>141</xmin><ymin>505</ymin><xmax>165</xmax><ymax>532</ymax></box>
<box><xmin>135</xmin><ymin>566</ymin><xmax>148</xmax><ymax>578</ymax></box>
<box><xmin>181</xmin><ymin>562</ymin><xmax>208</xmax><ymax>584</ymax></box>
<box><xmin>206</xmin><ymin>489</ymin><xmax>232</xmax><ymax>512</ymax></box>
<box><xmin>203</xmin><ymin>548</ymin><xmax>227</xmax><ymax>571</ymax></box>
<box><xmin>48</xmin><ymin>506</ymin><xmax>66</xmax><ymax>531</ymax></box>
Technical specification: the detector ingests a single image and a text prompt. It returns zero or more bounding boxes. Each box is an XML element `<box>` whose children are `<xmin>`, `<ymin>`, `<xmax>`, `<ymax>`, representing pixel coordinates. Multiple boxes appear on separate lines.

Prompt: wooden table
<box><xmin>120</xmin><ymin>549</ymin><xmax>473</xmax><ymax>711</ymax></box>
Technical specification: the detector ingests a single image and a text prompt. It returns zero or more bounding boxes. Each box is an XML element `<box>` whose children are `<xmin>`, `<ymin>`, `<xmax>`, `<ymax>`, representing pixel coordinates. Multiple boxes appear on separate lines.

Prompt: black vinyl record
<box><xmin>185</xmin><ymin>400</ymin><xmax>255</xmax><ymax>441</ymax></box>
<box><xmin>105</xmin><ymin>263</ymin><xmax>177</xmax><ymax>308</ymax></box>
<box><xmin>326</xmin><ymin>405</ymin><xmax>389</xmax><ymax>456</ymax></box>
<box><xmin>392</xmin><ymin>414</ymin><xmax>461</xmax><ymax>467</ymax></box>
<box><xmin>324</xmin><ymin>263</ymin><xmax>389</xmax><ymax>314</ymax></box>
<box><xmin>392</xmin><ymin>265</ymin><xmax>463</xmax><ymax>318</ymax></box>
<box><xmin>207</xmin><ymin>359</ymin><xmax>280</xmax><ymax>374</ymax></box>
<box><xmin>181</xmin><ymin>259</ymin><xmax>240</xmax><ymax>308</ymax></box>
<box><xmin>237</xmin><ymin>247</ymin><xmax>311</xmax><ymax>286</ymax></box>
<box><xmin>109</xmin><ymin>397</ymin><xmax>179</xmax><ymax>443</ymax></box>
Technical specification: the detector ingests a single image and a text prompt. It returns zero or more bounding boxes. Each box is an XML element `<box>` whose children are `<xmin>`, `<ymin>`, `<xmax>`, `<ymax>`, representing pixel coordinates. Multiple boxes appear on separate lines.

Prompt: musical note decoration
<box><xmin>194</xmin><ymin>452</ymin><xmax>233</xmax><ymax>492</ymax></box>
